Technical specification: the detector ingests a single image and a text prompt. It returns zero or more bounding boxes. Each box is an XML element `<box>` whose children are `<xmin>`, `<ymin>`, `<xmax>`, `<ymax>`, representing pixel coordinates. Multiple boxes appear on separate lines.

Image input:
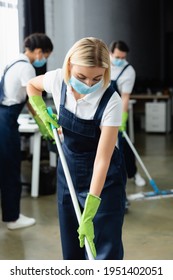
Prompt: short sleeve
<box><xmin>120</xmin><ymin>66</ymin><xmax>136</xmax><ymax>94</ymax></box>
<box><xmin>20</xmin><ymin>64</ymin><xmax>36</xmax><ymax>86</ymax></box>
<box><xmin>101</xmin><ymin>92</ymin><xmax>122</xmax><ymax>127</ymax></box>
<box><xmin>43</xmin><ymin>69</ymin><xmax>63</xmax><ymax>114</ymax></box>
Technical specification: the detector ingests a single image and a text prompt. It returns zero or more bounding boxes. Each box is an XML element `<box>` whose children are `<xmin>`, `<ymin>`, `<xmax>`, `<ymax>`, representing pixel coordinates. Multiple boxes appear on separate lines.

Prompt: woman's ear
<box><xmin>67</xmin><ymin>59</ymin><xmax>71</xmax><ymax>70</ymax></box>
<box><xmin>68</xmin><ymin>60</ymin><xmax>72</xmax><ymax>77</ymax></box>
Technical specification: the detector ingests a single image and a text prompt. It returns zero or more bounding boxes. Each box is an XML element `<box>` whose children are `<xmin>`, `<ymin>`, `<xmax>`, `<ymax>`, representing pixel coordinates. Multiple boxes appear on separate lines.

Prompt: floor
<box><xmin>0</xmin><ymin>131</ymin><xmax>173</xmax><ymax>260</ymax></box>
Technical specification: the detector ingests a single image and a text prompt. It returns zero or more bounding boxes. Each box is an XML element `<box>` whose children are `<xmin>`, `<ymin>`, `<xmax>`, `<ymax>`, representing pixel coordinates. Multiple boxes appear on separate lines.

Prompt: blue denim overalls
<box><xmin>57</xmin><ymin>82</ymin><xmax>126</xmax><ymax>260</ymax></box>
<box><xmin>0</xmin><ymin>102</ymin><xmax>25</xmax><ymax>221</ymax></box>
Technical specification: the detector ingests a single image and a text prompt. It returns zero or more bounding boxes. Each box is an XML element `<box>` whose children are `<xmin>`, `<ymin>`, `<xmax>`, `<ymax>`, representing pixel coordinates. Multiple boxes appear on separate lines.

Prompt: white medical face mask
<box><xmin>69</xmin><ymin>75</ymin><xmax>103</xmax><ymax>95</ymax></box>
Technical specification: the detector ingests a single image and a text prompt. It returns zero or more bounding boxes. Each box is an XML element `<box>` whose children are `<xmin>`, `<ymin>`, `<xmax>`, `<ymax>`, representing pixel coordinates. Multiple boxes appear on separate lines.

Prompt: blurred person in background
<box><xmin>0</xmin><ymin>33</ymin><xmax>53</xmax><ymax>230</ymax></box>
<box><xmin>109</xmin><ymin>40</ymin><xmax>146</xmax><ymax>212</ymax></box>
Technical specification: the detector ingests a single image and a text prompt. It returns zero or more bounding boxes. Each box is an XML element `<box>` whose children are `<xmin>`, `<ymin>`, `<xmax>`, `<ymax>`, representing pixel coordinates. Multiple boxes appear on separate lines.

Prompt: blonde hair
<box><xmin>62</xmin><ymin>37</ymin><xmax>110</xmax><ymax>88</ymax></box>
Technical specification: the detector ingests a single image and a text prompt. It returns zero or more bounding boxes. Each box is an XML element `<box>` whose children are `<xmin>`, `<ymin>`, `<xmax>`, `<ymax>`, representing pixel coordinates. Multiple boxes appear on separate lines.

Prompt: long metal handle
<box><xmin>123</xmin><ymin>131</ymin><xmax>161</xmax><ymax>194</ymax></box>
<box><xmin>47</xmin><ymin>107</ymin><xmax>94</xmax><ymax>260</ymax></box>
<box><xmin>123</xmin><ymin>131</ymin><xmax>152</xmax><ymax>180</ymax></box>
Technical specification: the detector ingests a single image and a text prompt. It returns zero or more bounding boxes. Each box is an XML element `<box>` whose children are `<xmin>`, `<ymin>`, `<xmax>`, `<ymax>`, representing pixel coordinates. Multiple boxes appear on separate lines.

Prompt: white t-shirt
<box><xmin>43</xmin><ymin>69</ymin><xmax>122</xmax><ymax>127</ymax></box>
<box><xmin>2</xmin><ymin>53</ymin><xmax>36</xmax><ymax>106</ymax></box>
<box><xmin>110</xmin><ymin>61</ymin><xmax>136</xmax><ymax>95</ymax></box>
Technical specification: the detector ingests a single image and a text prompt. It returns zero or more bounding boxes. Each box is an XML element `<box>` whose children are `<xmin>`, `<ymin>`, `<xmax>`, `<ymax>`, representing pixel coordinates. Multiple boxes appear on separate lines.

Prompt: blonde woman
<box><xmin>27</xmin><ymin>37</ymin><xmax>126</xmax><ymax>260</ymax></box>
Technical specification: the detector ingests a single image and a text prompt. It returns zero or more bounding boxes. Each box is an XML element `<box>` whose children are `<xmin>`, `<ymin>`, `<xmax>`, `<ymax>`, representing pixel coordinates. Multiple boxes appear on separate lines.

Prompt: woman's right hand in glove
<box><xmin>29</xmin><ymin>95</ymin><xmax>59</xmax><ymax>139</ymax></box>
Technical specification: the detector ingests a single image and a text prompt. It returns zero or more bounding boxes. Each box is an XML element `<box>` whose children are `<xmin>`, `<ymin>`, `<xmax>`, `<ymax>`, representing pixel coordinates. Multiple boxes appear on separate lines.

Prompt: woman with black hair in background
<box><xmin>0</xmin><ymin>33</ymin><xmax>53</xmax><ymax>230</ymax></box>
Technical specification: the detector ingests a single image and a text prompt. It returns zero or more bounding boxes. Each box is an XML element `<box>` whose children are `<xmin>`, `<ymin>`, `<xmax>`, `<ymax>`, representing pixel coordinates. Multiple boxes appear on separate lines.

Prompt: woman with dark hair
<box><xmin>0</xmin><ymin>33</ymin><xmax>53</xmax><ymax>230</ymax></box>
<box><xmin>109</xmin><ymin>40</ymin><xmax>146</xmax><ymax>212</ymax></box>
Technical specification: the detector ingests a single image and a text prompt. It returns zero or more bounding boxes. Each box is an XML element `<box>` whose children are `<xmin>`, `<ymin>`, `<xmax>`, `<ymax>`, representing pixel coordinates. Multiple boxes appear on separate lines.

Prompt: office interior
<box><xmin>0</xmin><ymin>0</ymin><xmax>173</xmax><ymax>260</ymax></box>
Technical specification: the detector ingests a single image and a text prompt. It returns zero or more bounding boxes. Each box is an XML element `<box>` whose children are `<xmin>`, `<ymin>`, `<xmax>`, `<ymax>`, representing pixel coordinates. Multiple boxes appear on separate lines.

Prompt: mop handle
<box><xmin>47</xmin><ymin>107</ymin><xmax>94</xmax><ymax>260</ymax></box>
<box><xmin>123</xmin><ymin>131</ymin><xmax>152</xmax><ymax>181</ymax></box>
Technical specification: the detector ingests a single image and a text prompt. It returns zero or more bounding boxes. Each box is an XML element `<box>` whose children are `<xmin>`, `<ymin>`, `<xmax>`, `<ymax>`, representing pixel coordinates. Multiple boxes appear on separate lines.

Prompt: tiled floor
<box><xmin>0</xmin><ymin>131</ymin><xmax>173</xmax><ymax>260</ymax></box>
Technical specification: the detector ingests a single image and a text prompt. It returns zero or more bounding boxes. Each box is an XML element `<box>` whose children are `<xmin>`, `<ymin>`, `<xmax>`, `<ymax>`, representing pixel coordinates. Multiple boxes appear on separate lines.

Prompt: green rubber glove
<box><xmin>77</xmin><ymin>193</ymin><xmax>101</xmax><ymax>258</ymax></box>
<box><xmin>33</xmin><ymin>115</ymin><xmax>52</xmax><ymax>140</ymax></box>
<box><xmin>29</xmin><ymin>96</ymin><xmax>59</xmax><ymax>139</ymax></box>
<box><xmin>119</xmin><ymin>111</ymin><xmax>128</xmax><ymax>132</ymax></box>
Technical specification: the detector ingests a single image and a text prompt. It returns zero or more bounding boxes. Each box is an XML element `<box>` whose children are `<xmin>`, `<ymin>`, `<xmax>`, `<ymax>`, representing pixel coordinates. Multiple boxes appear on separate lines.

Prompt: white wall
<box><xmin>44</xmin><ymin>0</ymin><xmax>77</xmax><ymax>70</ymax></box>
<box><xmin>44</xmin><ymin>0</ymin><xmax>131</xmax><ymax>70</ymax></box>
<box><xmin>44</xmin><ymin>0</ymin><xmax>162</xmax><ymax>82</ymax></box>
<box><xmin>18</xmin><ymin>0</ymin><xmax>25</xmax><ymax>51</ymax></box>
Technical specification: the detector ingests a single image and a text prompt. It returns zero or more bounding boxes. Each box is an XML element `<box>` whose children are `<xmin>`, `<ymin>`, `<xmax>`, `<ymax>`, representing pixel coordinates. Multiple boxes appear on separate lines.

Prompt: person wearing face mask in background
<box><xmin>0</xmin><ymin>33</ymin><xmax>53</xmax><ymax>230</ymax></box>
<box><xmin>26</xmin><ymin>37</ymin><xmax>127</xmax><ymax>260</ymax></box>
<box><xmin>109</xmin><ymin>40</ymin><xmax>146</xmax><ymax>213</ymax></box>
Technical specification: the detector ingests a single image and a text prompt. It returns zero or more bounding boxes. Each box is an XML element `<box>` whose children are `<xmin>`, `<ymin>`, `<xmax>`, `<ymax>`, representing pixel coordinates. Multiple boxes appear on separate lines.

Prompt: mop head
<box><xmin>128</xmin><ymin>189</ymin><xmax>173</xmax><ymax>201</ymax></box>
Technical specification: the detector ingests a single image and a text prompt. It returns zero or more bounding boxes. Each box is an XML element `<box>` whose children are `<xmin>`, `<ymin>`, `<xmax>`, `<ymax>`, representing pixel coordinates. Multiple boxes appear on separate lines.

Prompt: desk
<box><xmin>18</xmin><ymin>114</ymin><xmax>41</xmax><ymax>198</ymax></box>
<box><xmin>130</xmin><ymin>94</ymin><xmax>172</xmax><ymax>133</ymax></box>
<box><xmin>131</xmin><ymin>94</ymin><xmax>170</xmax><ymax>101</ymax></box>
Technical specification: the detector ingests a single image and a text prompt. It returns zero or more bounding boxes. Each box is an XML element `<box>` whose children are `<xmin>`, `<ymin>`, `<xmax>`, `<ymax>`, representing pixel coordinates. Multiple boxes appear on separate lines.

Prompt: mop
<box><xmin>47</xmin><ymin>107</ymin><xmax>95</xmax><ymax>260</ymax></box>
<box><xmin>123</xmin><ymin>131</ymin><xmax>173</xmax><ymax>201</ymax></box>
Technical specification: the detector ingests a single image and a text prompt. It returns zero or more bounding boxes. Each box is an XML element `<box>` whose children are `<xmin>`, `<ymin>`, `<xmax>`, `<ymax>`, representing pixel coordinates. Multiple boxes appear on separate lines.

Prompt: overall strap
<box><xmin>3</xmin><ymin>59</ymin><xmax>29</xmax><ymax>75</ymax></box>
<box><xmin>94</xmin><ymin>85</ymin><xmax>115</xmax><ymax>122</ymax></box>
<box><xmin>0</xmin><ymin>60</ymin><xmax>28</xmax><ymax>103</ymax></box>
<box><xmin>115</xmin><ymin>64</ymin><xmax>130</xmax><ymax>82</ymax></box>
<box><xmin>60</xmin><ymin>80</ymin><xmax>67</xmax><ymax>105</ymax></box>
